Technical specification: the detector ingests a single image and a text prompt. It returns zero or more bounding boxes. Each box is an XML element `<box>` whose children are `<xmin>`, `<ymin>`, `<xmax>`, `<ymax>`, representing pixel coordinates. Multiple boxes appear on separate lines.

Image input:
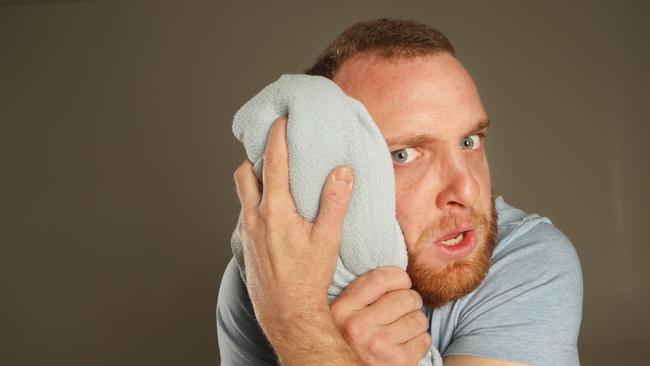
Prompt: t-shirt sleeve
<box><xmin>443</xmin><ymin>221</ymin><xmax>584</xmax><ymax>366</ymax></box>
<box><xmin>216</xmin><ymin>258</ymin><xmax>278</xmax><ymax>365</ymax></box>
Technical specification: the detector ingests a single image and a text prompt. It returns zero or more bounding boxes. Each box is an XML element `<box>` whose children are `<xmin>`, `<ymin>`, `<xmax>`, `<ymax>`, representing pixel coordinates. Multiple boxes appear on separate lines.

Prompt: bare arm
<box><xmin>443</xmin><ymin>356</ymin><xmax>533</xmax><ymax>366</ymax></box>
<box><xmin>264</xmin><ymin>309</ymin><xmax>363</xmax><ymax>366</ymax></box>
<box><xmin>233</xmin><ymin>117</ymin><xmax>362</xmax><ymax>365</ymax></box>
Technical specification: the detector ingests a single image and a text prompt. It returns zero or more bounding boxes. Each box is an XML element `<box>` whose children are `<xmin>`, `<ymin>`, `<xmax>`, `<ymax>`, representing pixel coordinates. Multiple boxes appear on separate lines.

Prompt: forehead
<box><xmin>333</xmin><ymin>52</ymin><xmax>487</xmax><ymax>142</ymax></box>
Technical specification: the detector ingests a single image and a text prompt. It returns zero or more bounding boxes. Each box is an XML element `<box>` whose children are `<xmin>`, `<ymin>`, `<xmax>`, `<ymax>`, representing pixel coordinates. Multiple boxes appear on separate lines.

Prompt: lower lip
<box><xmin>432</xmin><ymin>230</ymin><xmax>477</xmax><ymax>260</ymax></box>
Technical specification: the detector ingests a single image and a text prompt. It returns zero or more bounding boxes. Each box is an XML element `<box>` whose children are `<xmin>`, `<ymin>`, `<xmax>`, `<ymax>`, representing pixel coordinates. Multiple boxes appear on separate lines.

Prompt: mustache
<box><xmin>409</xmin><ymin>206</ymin><xmax>495</xmax><ymax>255</ymax></box>
<box><xmin>417</xmin><ymin>209</ymin><xmax>487</xmax><ymax>242</ymax></box>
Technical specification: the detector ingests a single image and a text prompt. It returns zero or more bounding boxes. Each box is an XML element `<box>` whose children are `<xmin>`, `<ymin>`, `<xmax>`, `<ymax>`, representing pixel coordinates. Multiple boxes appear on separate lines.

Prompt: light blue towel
<box><xmin>230</xmin><ymin>74</ymin><xmax>442</xmax><ymax>366</ymax></box>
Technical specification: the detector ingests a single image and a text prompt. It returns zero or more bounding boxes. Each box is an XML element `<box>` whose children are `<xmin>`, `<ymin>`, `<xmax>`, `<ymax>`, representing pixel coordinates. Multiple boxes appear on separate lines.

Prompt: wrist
<box><xmin>253</xmin><ymin>286</ymin><xmax>331</xmax><ymax>330</ymax></box>
<box><xmin>260</xmin><ymin>301</ymin><xmax>332</xmax><ymax>341</ymax></box>
<box><xmin>263</xmin><ymin>308</ymin><xmax>363</xmax><ymax>366</ymax></box>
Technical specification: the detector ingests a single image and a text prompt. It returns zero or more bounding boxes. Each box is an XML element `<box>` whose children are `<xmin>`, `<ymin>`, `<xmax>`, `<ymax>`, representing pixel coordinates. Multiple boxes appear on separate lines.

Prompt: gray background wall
<box><xmin>1</xmin><ymin>0</ymin><xmax>648</xmax><ymax>365</ymax></box>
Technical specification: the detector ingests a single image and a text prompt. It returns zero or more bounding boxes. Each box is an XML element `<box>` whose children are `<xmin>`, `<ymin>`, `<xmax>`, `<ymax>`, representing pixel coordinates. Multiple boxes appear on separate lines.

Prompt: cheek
<box><xmin>394</xmin><ymin>167</ymin><xmax>432</xmax><ymax>244</ymax></box>
<box><xmin>469</xmin><ymin>156</ymin><xmax>492</xmax><ymax>201</ymax></box>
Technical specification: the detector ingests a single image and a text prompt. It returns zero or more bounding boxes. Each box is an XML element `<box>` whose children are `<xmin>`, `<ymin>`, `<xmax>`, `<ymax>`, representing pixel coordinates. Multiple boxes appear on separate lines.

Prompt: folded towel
<box><xmin>230</xmin><ymin>74</ymin><xmax>442</xmax><ymax>366</ymax></box>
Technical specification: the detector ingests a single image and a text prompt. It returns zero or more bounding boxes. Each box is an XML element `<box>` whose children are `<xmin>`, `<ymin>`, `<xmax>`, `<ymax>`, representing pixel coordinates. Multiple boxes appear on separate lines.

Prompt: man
<box><xmin>218</xmin><ymin>19</ymin><xmax>582</xmax><ymax>366</ymax></box>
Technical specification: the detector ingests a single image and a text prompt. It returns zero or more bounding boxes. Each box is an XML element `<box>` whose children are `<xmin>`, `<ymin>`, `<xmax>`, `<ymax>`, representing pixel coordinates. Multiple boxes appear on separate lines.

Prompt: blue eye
<box><xmin>391</xmin><ymin>147</ymin><xmax>419</xmax><ymax>165</ymax></box>
<box><xmin>461</xmin><ymin>135</ymin><xmax>481</xmax><ymax>150</ymax></box>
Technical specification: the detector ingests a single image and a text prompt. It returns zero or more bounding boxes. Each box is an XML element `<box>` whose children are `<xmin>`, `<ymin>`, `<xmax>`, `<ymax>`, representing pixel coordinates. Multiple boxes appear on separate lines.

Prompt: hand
<box><xmin>233</xmin><ymin>116</ymin><xmax>355</xmax><ymax>339</ymax></box>
<box><xmin>330</xmin><ymin>267</ymin><xmax>432</xmax><ymax>366</ymax></box>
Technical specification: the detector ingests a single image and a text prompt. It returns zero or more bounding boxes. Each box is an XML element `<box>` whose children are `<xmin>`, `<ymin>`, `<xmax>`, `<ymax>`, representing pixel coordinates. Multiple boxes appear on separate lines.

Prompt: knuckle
<box><xmin>405</xmin><ymin>310</ymin><xmax>428</xmax><ymax>331</ymax></box>
<box><xmin>329</xmin><ymin>302</ymin><xmax>344</xmax><ymax>325</ymax></box>
<box><xmin>257</xmin><ymin>202</ymin><xmax>277</xmax><ymax>219</ymax></box>
<box><xmin>422</xmin><ymin>332</ymin><xmax>432</xmax><ymax>350</ymax></box>
<box><xmin>367</xmin><ymin>269</ymin><xmax>387</xmax><ymax>288</ymax></box>
<box><xmin>324</xmin><ymin>186</ymin><xmax>349</xmax><ymax>208</ymax></box>
<box><xmin>378</xmin><ymin>266</ymin><xmax>411</xmax><ymax>288</ymax></box>
<box><xmin>257</xmin><ymin>203</ymin><xmax>269</xmax><ymax>219</ymax></box>
<box><xmin>263</xmin><ymin>149</ymin><xmax>279</xmax><ymax>168</ymax></box>
<box><xmin>393</xmin><ymin>268</ymin><xmax>412</xmax><ymax>287</ymax></box>
<box><xmin>412</xmin><ymin>333</ymin><xmax>432</xmax><ymax>359</ymax></box>
<box><xmin>258</xmin><ymin>192</ymin><xmax>289</xmax><ymax>220</ymax></box>
<box><xmin>235</xmin><ymin>160</ymin><xmax>251</xmax><ymax>176</ymax></box>
<box><xmin>241</xmin><ymin>213</ymin><xmax>257</xmax><ymax>233</ymax></box>
<box><xmin>233</xmin><ymin>166</ymin><xmax>244</xmax><ymax>185</ymax></box>
<box><xmin>409</xmin><ymin>289</ymin><xmax>423</xmax><ymax>309</ymax></box>
<box><xmin>414</xmin><ymin>310</ymin><xmax>428</xmax><ymax>329</ymax></box>
<box><xmin>239</xmin><ymin>218</ymin><xmax>261</xmax><ymax>246</ymax></box>
<box><xmin>381</xmin><ymin>266</ymin><xmax>408</xmax><ymax>283</ymax></box>
<box><xmin>367</xmin><ymin>333</ymin><xmax>388</xmax><ymax>356</ymax></box>
<box><xmin>391</xmin><ymin>289</ymin><xmax>415</xmax><ymax>309</ymax></box>
<box><xmin>232</xmin><ymin>168</ymin><xmax>240</xmax><ymax>184</ymax></box>
<box><xmin>391</xmin><ymin>350</ymin><xmax>408</xmax><ymax>365</ymax></box>
<box><xmin>342</xmin><ymin>317</ymin><xmax>364</xmax><ymax>341</ymax></box>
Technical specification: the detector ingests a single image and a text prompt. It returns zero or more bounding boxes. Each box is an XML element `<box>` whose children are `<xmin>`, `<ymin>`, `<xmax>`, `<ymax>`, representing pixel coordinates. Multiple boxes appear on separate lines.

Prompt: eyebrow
<box><xmin>385</xmin><ymin>118</ymin><xmax>491</xmax><ymax>147</ymax></box>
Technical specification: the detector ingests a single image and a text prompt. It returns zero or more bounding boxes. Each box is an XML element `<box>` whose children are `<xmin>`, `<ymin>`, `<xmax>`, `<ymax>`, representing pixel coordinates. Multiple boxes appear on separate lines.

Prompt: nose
<box><xmin>434</xmin><ymin>150</ymin><xmax>479</xmax><ymax>211</ymax></box>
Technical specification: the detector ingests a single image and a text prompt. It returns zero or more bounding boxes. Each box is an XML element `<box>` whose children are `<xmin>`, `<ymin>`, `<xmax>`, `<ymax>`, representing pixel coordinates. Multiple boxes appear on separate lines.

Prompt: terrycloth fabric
<box><xmin>230</xmin><ymin>74</ymin><xmax>442</xmax><ymax>366</ymax></box>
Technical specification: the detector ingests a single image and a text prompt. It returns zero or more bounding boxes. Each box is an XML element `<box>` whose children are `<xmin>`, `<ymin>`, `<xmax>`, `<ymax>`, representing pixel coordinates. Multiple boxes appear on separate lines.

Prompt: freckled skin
<box><xmin>334</xmin><ymin>52</ymin><xmax>493</xmax><ymax>285</ymax></box>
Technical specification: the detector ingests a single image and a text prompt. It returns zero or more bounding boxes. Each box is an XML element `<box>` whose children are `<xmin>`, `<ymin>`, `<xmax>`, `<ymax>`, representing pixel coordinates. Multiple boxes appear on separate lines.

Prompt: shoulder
<box><xmin>217</xmin><ymin>258</ymin><xmax>277</xmax><ymax>365</ymax></box>
<box><xmin>491</xmin><ymin>196</ymin><xmax>583</xmax><ymax>289</ymax></box>
<box><xmin>444</xmin><ymin>197</ymin><xmax>583</xmax><ymax>366</ymax></box>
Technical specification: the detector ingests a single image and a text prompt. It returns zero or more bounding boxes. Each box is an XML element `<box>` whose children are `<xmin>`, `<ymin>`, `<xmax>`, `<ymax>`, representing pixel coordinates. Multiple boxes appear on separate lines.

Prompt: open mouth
<box><xmin>432</xmin><ymin>229</ymin><xmax>477</xmax><ymax>259</ymax></box>
<box><xmin>440</xmin><ymin>231</ymin><xmax>465</xmax><ymax>246</ymax></box>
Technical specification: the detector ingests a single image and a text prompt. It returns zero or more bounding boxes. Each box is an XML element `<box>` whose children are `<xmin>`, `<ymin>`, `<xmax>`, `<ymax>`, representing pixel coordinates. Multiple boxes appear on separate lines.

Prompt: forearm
<box><xmin>263</xmin><ymin>308</ymin><xmax>364</xmax><ymax>366</ymax></box>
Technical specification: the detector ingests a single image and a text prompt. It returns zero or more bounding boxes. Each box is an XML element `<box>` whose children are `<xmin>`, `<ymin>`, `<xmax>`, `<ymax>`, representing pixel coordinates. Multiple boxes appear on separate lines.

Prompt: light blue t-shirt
<box><xmin>216</xmin><ymin>196</ymin><xmax>583</xmax><ymax>365</ymax></box>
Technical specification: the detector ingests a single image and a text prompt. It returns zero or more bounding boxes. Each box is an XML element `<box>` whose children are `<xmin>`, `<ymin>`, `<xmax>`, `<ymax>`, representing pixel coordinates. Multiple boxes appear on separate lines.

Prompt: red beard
<box><xmin>406</xmin><ymin>198</ymin><xmax>498</xmax><ymax>308</ymax></box>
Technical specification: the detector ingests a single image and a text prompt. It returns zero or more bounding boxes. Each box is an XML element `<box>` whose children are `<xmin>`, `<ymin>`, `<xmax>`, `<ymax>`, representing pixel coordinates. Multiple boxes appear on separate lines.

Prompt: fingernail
<box><xmin>335</xmin><ymin>166</ymin><xmax>353</xmax><ymax>189</ymax></box>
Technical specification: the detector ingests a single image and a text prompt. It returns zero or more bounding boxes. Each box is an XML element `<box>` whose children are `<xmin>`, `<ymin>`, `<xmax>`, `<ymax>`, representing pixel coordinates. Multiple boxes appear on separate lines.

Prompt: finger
<box><xmin>401</xmin><ymin>331</ymin><xmax>432</xmax><ymax>364</ymax></box>
<box><xmin>358</xmin><ymin>289</ymin><xmax>423</xmax><ymax>326</ymax></box>
<box><xmin>261</xmin><ymin>117</ymin><xmax>291</xmax><ymax>205</ymax></box>
<box><xmin>234</xmin><ymin>159</ymin><xmax>262</xmax><ymax>223</ymax></box>
<box><xmin>382</xmin><ymin>310</ymin><xmax>429</xmax><ymax>344</ymax></box>
<box><xmin>310</xmin><ymin>165</ymin><xmax>354</xmax><ymax>246</ymax></box>
<box><xmin>336</xmin><ymin>267</ymin><xmax>412</xmax><ymax>311</ymax></box>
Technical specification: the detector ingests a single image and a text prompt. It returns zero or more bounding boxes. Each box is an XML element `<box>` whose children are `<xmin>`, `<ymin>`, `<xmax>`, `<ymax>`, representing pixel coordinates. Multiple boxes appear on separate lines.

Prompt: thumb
<box><xmin>311</xmin><ymin>165</ymin><xmax>354</xmax><ymax>248</ymax></box>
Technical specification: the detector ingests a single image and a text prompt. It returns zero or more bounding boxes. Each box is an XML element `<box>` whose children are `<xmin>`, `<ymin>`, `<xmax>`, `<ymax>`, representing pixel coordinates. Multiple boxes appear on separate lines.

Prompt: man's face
<box><xmin>334</xmin><ymin>52</ymin><xmax>498</xmax><ymax>307</ymax></box>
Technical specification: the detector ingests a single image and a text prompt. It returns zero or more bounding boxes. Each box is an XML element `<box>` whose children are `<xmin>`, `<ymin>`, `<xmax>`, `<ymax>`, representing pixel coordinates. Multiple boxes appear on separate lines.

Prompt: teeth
<box><xmin>441</xmin><ymin>232</ymin><xmax>464</xmax><ymax>246</ymax></box>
